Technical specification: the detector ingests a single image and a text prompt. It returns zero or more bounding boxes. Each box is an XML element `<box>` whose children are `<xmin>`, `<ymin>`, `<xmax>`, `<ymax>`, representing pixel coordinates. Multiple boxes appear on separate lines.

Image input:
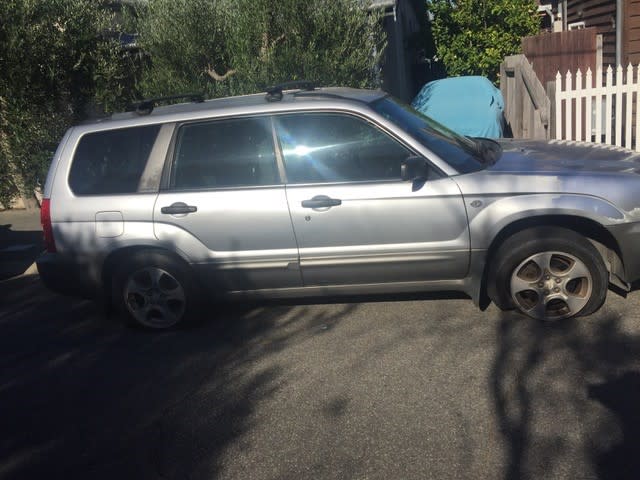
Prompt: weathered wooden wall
<box><xmin>624</xmin><ymin>0</ymin><xmax>640</xmax><ymax>64</ymax></box>
<box><xmin>522</xmin><ymin>28</ymin><xmax>600</xmax><ymax>86</ymax></box>
<box><xmin>566</xmin><ymin>0</ymin><xmax>616</xmax><ymax>66</ymax></box>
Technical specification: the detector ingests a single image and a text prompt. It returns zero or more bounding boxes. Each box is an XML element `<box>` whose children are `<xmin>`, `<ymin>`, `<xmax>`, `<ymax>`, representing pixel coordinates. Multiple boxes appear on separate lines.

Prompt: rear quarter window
<box><xmin>68</xmin><ymin>124</ymin><xmax>160</xmax><ymax>195</ymax></box>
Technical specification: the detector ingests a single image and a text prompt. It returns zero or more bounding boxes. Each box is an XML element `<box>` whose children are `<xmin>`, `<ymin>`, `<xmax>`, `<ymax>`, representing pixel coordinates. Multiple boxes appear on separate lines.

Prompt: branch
<box><xmin>259</xmin><ymin>33</ymin><xmax>286</xmax><ymax>62</ymax></box>
<box><xmin>205</xmin><ymin>65</ymin><xmax>236</xmax><ymax>81</ymax></box>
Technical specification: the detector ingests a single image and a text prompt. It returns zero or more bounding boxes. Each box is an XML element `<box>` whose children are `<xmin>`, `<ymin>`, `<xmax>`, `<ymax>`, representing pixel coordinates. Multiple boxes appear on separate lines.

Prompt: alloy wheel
<box><xmin>509</xmin><ymin>251</ymin><xmax>593</xmax><ymax>321</ymax></box>
<box><xmin>123</xmin><ymin>267</ymin><xmax>186</xmax><ymax>328</ymax></box>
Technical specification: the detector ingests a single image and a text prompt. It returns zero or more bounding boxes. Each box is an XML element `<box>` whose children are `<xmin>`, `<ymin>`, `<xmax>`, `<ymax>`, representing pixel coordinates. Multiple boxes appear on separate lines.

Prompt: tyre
<box><xmin>488</xmin><ymin>227</ymin><xmax>608</xmax><ymax>321</ymax></box>
<box><xmin>112</xmin><ymin>250</ymin><xmax>198</xmax><ymax>329</ymax></box>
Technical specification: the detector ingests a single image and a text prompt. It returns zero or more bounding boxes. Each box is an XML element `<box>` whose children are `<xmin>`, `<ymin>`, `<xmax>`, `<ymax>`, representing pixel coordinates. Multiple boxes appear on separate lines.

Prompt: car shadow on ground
<box><xmin>492</xmin><ymin>310</ymin><xmax>640</xmax><ymax>480</ymax></box>
<box><xmin>0</xmin><ymin>275</ymin><xmax>364</xmax><ymax>479</ymax></box>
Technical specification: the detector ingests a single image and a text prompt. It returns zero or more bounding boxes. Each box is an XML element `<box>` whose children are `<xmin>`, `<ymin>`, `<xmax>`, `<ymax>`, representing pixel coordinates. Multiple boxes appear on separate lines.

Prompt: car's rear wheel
<box><xmin>488</xmin><ymin>227</ymin><xmax>608</xmax><ymax>321</ymax></box>
<box><xmin>113</xmin><ymin>251</ymin><xmax>198</xmax><ymax>329</ymax></box>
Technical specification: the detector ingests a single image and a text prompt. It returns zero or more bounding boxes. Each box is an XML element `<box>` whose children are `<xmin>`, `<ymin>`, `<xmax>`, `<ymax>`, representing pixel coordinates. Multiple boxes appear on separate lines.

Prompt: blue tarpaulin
<box><xmin>411</xmin><ymin>76</ymin><xmax>505</xmax><ymax>138</ymax></box>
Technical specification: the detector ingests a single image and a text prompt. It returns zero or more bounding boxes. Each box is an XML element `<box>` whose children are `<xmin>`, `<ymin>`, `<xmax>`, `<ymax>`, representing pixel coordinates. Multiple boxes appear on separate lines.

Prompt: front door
<box><xmin>274</xmin><ymin>112</ymin><xmax>470</xmax><ymax>287</ymax></box>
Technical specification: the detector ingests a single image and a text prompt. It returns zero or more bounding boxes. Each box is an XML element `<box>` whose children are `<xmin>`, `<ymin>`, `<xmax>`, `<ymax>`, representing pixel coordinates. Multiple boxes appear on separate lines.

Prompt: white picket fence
<box><xmin>555</xmin><ymin>64</ymin><xmax>640</xmax><ymax>151</ymax></box>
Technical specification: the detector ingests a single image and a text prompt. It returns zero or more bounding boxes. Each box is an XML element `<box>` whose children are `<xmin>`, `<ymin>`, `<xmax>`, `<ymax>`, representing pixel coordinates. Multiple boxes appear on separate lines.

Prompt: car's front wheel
<box><xmin>488</xmin><ymin>227</ymin><xmax>608</xmax><ymax>321</ymax></box>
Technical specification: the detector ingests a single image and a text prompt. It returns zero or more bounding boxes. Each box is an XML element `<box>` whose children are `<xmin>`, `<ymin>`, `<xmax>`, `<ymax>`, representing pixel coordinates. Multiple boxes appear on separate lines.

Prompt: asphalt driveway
<box><xmin>1</xmin><ymin>271</ymin><xmax>640</xmax><ymax>480</ymax></box>
<box><xmin>0</xmin><ymin>208</ymin><xmax>42</xmax><ymax>281</ymax></box>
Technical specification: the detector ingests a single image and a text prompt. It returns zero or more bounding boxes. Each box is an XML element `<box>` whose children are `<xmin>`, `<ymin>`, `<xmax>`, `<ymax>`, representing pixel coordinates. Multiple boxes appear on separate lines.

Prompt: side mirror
<box><xmin>401</xmin><ymin>156</ymin><xmax>430</xmax><ymax>182</ymax></box>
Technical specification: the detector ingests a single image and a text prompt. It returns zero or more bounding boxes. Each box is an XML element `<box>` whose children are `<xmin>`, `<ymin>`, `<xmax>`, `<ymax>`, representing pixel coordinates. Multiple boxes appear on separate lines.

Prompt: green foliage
<box><xmin>1</xmin><ymin>0</ymin><xmax>385</xmax><ymax>207</ymax></box>
<box><xmin>0</xmin><ymin>0</ymin><xmax>138</xmax><ymax>206</ymax></box>
<box><xmin>135</xmin><ymin>0</ymin><xmax>385</xmax><ymax>98</ymax></box>
<box><xmin>0</xmin><ymin>97</ymin><xmax>65</xmax><ymax>208</ymax></box>
<box><xmin>427</xmin><ymin>0</ymin><xmax>539</xmax><ymax>82</ymax></box>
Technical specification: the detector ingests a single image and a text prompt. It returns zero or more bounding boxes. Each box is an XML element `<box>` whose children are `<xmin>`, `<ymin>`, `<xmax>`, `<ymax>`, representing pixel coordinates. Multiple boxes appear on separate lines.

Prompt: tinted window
<box><xmin>69</xmin><ymin>125</ymin><xmax>160</xmax><ymax>195</ymax></box>
<box><xmin>171</xmin><ymin>117</ymin><xmax>278</xmax><ymax>189</ymax></box>
<box><xmin>275</xmin><ymin>113</ymin><xmax>412</xmax><ymax>184</ymax></box>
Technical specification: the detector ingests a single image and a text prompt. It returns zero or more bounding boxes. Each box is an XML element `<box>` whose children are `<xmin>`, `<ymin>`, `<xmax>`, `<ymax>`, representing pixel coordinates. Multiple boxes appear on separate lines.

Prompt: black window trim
<box><xmin>161</xmin><ymin>113</ymin><xmax>285</xmax><ymax>192</ymax></box>
<box><xmin>270</xmin><ymin>108</ymin><xmax>443</xmax><ymax>186</ymax></box>
<box><xmin>68</xmin><ymin>123</ymin><xmax>164</xmax><ymax>197</ymax></box>
<box><xmin>157</xmin><ymin>106</ymin><xmax>448</xmax><ymax>192</ymax></box>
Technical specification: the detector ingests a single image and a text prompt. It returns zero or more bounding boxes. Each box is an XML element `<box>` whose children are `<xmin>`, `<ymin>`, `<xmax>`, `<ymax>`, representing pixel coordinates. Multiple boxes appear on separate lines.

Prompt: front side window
<box><xmin>69</xmin><ymin>124</ymin><xmax>160</xmax><ymax>195</ymax></box>
<box><xmin>171</xmin><ymin>117</ymin><xmax>278</xmax><ymax>190</ymax></box>
<box><xmin>275</xmin><ymin>113</ymin><xmax>413</xmax><ymax>184</ymax></box>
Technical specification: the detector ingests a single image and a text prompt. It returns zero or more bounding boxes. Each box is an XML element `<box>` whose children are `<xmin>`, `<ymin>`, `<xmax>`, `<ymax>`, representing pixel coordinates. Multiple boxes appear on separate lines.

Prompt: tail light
<box><xmin>40</xmin><ymin>198</ymin><xmax>57</xmax><ymax>253</ymax></box>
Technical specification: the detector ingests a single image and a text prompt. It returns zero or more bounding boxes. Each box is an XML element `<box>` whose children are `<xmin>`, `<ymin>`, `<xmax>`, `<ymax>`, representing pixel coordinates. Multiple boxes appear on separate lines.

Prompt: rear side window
<box><xmin>69</xmin><ymin>125</ymin><xmax>160</xmax><ymax>195</ymax></box>
<box><xmin>171</xmin><ymin>117</ymin><xmax>278</xmax><ymax>190</ymax></box>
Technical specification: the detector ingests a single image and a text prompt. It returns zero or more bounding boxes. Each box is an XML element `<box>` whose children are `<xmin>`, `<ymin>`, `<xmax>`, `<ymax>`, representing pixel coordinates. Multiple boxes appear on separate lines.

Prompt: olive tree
<box><xmin>0</xmin><ymin>0</ymin><xmax>136</xmax><ymax>207</ymax></box>
<box><xmin>0</xmin><ymin>0</ymin><xmax>386</xmax><ymax>207</ymax></box>
<box><xmin>427</xmin><ymin>0</ymin><xmax>539</xmax><ymax>82</ymax></box>
<box><xmin>135</xmin><ymin>0</ymin><xmax>386</xmax><ymax>98</ymax></box>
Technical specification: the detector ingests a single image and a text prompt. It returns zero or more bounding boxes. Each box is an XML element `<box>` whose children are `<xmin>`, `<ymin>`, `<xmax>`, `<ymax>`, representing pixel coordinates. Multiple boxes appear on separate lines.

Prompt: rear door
<box><xmin>154</xmin><ymin>115</ymin><xmax>301</xmax><ymax>292</ymax></box>
<box><xmin>274</xmin><ymin>112</ymin><xmax>470</xmax><ymax>287</ymax></box>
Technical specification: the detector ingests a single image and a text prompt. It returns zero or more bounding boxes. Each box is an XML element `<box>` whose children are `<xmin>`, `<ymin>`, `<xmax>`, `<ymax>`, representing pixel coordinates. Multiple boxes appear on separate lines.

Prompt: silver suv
<box><xmin>37</xmin><ymin>83</ymin><xmax>640</xmax><ymax>328</ymax></box>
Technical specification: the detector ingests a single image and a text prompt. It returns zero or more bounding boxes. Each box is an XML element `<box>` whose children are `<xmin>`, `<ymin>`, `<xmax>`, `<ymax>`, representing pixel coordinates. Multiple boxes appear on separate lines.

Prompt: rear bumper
<box><xmin>36</xmin><ymin>253</ymin><xmax>100</xmax><ymax>299</ymax></box>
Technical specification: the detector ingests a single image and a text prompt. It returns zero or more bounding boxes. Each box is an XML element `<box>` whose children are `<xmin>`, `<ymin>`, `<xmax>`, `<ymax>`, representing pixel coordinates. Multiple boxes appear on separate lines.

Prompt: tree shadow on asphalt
<box><xmin>6</xmin><ymin>271</ymin><xmax>640</xmax><ymax>479</ymax></box>
<box><xmin>492</xmin><ymin>310</ymin><xmax>640</xmax><ymax>480</ymax></box>
<box><xmin>0</xmin><ymin>222</ymin><xmax>43</xmax><ymax>280</ymax></box>
<box><xmin>0</xmin><ymin>223</ymin><xmax>42</xmax><ymax>249</ymax></box>
<box><xmin>0</xmin><ymin>275</ymin><xmax>357</xmax><ymax>480</ymax></box>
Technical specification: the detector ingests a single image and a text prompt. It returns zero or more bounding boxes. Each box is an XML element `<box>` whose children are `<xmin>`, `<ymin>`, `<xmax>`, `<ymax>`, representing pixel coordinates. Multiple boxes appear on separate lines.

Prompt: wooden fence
<box><xmin>555</xmin><ymin>64</ymin><xmax>640</xmax><ymax>151</ymax></box>
<box><xmin>501</xmin><ymin>55</ymin><xmax>551</xmax><ymax>139</ymax></box>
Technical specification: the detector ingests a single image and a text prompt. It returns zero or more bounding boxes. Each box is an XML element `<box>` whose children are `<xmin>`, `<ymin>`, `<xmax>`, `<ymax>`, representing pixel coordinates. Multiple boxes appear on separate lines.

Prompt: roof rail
<box><xmin>130</xmin><ymin>93</ymin><xmax>204</xmax><ymax>115</ymax></box>
<box><xmin>265</xmin><ymin>81</ymin><xmax>315</xmax><ymax>102</ymax></box>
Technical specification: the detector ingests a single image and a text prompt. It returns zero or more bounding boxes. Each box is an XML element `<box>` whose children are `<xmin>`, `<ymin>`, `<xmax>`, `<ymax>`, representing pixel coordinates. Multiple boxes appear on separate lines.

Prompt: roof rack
<box><xmin>265</xmin><ymin>81</ymin><xmax>315</xmax><ymax>102</ymax></box>
<box><xmin>293</xmin><ymin>91</ymin><xmax>353</xmax><ymax>101</ymax></box>
<box><xmin>130</xmin><ymin>93</ymin><xmax>204</xmax><ymax>115</ymax></box>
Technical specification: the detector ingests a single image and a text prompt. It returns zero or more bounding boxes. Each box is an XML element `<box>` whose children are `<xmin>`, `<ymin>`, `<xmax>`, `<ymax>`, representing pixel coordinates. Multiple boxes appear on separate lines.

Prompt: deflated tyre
<box><xmin>488</xmin><ymin>227</ymin><xmax>608</xmax><ymax>321</ymax></box>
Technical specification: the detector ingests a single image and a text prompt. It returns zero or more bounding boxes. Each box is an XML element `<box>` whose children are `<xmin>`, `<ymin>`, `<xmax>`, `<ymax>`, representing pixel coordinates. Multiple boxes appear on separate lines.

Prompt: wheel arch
<box><xmin>479</xmin><ymin>215</ymin><xmax>626</xmax><ymax>309</ymax></box>
<box><xmin>101</xmin><ymin>245</ymin><xmax>194</xmax><ymax>299</ymax></box>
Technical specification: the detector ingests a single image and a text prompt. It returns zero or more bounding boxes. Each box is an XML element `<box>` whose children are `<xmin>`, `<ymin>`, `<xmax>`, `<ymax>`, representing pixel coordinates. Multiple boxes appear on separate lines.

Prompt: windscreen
<box><xmin>372</xmin><ymin>97</ymin><xmax>486</xmax><ymax>174</ymax></box>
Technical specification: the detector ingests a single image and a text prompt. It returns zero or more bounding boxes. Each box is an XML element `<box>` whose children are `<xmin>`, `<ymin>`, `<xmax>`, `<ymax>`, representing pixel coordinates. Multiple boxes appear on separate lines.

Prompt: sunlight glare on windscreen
<box><xmin>293</xmin><ymin>145</ymin><xmax>311</xmax><ymax>156</ymax></box>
